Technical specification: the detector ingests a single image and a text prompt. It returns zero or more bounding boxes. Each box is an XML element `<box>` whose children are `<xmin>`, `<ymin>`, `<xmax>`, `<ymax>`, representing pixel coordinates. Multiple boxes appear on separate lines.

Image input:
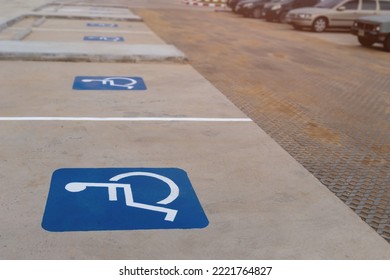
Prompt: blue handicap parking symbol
<box><xmin>84</xmin><ymin>36</ymin><xmax>124</xmax><ymax>42</ymax></box>
<box><xmin>87</xmin><ymin>23</ymin><xmax>118</xmax><ymax>28</ymax></box>
<box><xmin>42</xmin><ymin>168</ymin><xmax>209</xmax><ymax>232</ymax></box>
<box><xmin>73</xmin><ymin>76</ymin><xmax>147</xmax><ymax>90</ymax></box>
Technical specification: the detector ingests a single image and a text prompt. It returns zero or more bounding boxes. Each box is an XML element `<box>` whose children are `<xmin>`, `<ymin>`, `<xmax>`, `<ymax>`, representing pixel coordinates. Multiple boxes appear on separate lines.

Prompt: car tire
<box><xmin>312</xmin><ymin>17</ymin><xmax>328</xmax><ymax>33</ymax></box>
<box><xmin>384</xmin><ymin>35</ymin><xmax>390</xmax><ymax>52</ymax></box>
<box><xmin>358</xmin><ymin>36</ymin><xmax>376</xmax><ymax>47</ymax></box>
<box><xmin>252</xmin><ymin>7</ymin><xmax>263</xmax><ymax>19</ymax></box>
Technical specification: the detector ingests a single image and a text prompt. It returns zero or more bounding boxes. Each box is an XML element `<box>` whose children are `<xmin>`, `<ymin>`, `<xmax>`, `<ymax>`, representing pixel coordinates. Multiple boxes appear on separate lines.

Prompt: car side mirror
<box><xmin>337</xmin><ymin>6</ymin><xmax>346</xmax><ymax>11</ymax></box>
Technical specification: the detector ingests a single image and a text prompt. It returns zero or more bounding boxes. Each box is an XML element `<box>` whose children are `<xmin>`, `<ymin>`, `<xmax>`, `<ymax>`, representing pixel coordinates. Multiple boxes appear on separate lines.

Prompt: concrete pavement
<box><xmin>0</xmin><ymin>0</ymin><xmax>389</xmax><ymax>259</ymax></box>
<box><xmin>0</xmin><ymin>0</ymin><xmax>49</xmax><ymax>22</ymax></box>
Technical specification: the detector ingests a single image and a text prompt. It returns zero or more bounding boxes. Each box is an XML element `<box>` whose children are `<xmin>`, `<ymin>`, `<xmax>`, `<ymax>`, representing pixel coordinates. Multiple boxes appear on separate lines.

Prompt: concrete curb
<box><xmin>0</xmin><ymin>41</ymin><xmax>188</xmax><ymax>63</ymax></box>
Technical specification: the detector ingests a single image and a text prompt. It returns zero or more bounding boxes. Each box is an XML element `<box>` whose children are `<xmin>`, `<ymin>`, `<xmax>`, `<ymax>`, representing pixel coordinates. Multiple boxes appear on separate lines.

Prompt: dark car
<box><xmin>236</xmin><ymin>0</ymin><xmax>273</xmax><ymax>18</ymax></box>
<box><xmin>263</xmin><ymin>0</ymin><xmax>320</xmax><ymax>22</ymax></box>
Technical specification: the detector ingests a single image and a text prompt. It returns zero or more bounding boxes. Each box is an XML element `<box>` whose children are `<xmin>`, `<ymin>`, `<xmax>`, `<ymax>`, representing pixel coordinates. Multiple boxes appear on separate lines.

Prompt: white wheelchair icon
<box><xmin>105</xmin><ymin>36</ymin><xmax>122</xmax><ymax>42</ymax></box>
<box><xmin>81</xmin><ymin>77</ymin><xmax>137</xmax><ymax>89</ymax></box>
<box><xmin>65</xmin><ymin>172</ymin><xmax>179</xmax><ymax>222</ymax></box>
<box><xmin>95</xmin><ymin>36</ymin><xmax>122</xmax><ymax>42</ymax></box>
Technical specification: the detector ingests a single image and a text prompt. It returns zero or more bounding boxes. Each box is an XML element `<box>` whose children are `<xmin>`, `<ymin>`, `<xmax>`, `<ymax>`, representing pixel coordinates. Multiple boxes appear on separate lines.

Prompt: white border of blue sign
<box><xmin>42</xmin><ymin>168</ymin><xmax>209</xmax><ymax>232</ymax></box>
<box><xmin>72</xmin><ymin>76</ymin><xmax>147</xmax><ymax>90</ymax></box>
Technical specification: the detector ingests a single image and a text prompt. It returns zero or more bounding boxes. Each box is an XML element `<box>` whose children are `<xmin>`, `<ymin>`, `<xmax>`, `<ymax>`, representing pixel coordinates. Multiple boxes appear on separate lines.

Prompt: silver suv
<box><xmin>286</xmin><ymin>0</ymin><xmax>390</xmax><ymax>32</ymax></box>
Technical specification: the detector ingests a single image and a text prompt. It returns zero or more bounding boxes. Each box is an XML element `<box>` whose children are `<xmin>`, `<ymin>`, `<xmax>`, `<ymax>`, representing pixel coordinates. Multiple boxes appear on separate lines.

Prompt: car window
<box><xmin>343</xmin><ymin>0</ymin><xmax>359</xmax><ymax>9</ymax></box>
<box><xmin>315</xmin><ymin>0</ymin><xmax>343</xmax><ymax>8</ymax></box>
<box><xmin>379</xmin><ymin>0</ymin><xmax>390</xmax><ymax>9</ymax></box>
<box><xmin>362</xmin><ymin>0</ymin><xmax>377</xmax><ymax>9</ymax></box>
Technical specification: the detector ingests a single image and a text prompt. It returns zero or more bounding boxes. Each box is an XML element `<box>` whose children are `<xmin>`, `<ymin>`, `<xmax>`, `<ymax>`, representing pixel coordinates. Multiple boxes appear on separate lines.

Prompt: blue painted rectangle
<box><xmin>42</xmin><ymin>168</ymin><xmax>209</xmax><ymax>232</ymax></box>
<box><xmin>84</xmin><ymin>36</ymin><xmax>124</xmax><ymax>42</ymax></box>
<box><xmin>73</xmin><ymin>76</ymin><xmax>147</xmax><ymax>90</ymax></box>
<box><xmin>87</xmin><ymin>23</ymin><xmax>118</xmax><ymax>28</ymax></box>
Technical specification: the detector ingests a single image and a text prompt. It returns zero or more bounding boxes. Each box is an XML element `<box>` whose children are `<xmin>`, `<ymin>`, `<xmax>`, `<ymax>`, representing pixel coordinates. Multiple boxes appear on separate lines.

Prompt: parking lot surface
<box><xmin>0</xmin><ymin>0</ymin><xmax>390</xmax><ymax>260</ymax></box>
<box><xmin>134</xmin><ymin>1</ymin><xmax>390</xmax><ymax>243</ymax></box>
<box><xmin>3</xmin><ymin>59</ymin><xmax>388</xmax><ymax>259</ymax></box>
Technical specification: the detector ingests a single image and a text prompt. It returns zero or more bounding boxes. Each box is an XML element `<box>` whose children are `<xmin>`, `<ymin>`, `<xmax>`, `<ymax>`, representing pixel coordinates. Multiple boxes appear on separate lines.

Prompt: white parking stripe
<box><xmin>0</xmin><ymin>117</ymin><xmax>252</xmax><ymax>122</ymax></box>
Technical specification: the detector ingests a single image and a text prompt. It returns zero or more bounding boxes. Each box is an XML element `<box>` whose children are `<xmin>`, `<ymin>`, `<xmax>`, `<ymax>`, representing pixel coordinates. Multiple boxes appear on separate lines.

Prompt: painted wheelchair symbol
<box><xmin>84</xmin><ymin>36</ymin><xmax>124</xmax><ymax>42</ymax></box>
<box><xmin>81</xmin><ymin>77</ymin><xmax>138</xmax><ymax>89</ymax></box>
<box><xmin>98</xmin><ymin>36</ymin><xmax>122</xmax><ymax>41</ymax></box>
<box><xmin>65</xmin><ymin>172</ymin><xmax>179</xmax><ymax>222</ymax></box>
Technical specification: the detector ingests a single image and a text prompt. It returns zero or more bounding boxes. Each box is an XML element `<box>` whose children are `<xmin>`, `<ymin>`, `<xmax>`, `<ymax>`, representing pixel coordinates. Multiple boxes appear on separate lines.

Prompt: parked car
<box><xmin>263</xmin><ymin>0</ymin><xmax>320</xmax><ymax>22</ymax></box>
<box><xmin>236</xmin><ymin>0</ymin><xmax>273</xmax><ymax>18</ymax></box>
<box><xmin>286</xmin><ymin>0</ymin><xmax>390</xmax><ymax>32</ymax></box>
<box><xmin>351</xmin><ymin>14</ymin><xmax>390</xmax><ymax>51</ymax></box>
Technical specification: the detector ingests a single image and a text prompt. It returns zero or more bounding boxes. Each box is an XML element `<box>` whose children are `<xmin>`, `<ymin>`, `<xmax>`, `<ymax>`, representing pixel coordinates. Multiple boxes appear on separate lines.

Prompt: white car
<box><xmin>286</xmin><ymin>0</ymin><xmax>390</xmax><ymax>32</ymax></box>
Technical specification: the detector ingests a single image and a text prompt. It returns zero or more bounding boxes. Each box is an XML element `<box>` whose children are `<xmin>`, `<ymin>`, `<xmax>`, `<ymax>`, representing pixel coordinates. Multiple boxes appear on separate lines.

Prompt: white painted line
<box><xmin>0</xmin><ymin>117</ymin><xmax>252</xmax><ymax>122</ymax></box>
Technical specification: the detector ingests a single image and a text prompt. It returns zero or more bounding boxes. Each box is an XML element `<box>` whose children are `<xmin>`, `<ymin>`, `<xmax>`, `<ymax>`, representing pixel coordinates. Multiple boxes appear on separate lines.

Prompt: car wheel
<box><xmin>312</xmin><ymin>17</ymin><xmax>327</xmax><ymax>33</ymax></box>
<box><xmin>358</xmin><ymin>36</ymin><xmax>376</xmax><ymax>47</ymax></box>
<box><xmin>384</xmin><ymin>35</ymin><xmax>390</xmax><ymax>52</ymax></box>
<box><xmin>252</xmin><ymin>7</ymin><xmax>263</xmax><ymax>19</ymax></box>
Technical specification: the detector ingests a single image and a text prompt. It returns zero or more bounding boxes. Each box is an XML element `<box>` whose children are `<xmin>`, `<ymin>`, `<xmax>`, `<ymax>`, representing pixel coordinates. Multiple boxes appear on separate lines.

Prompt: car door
<box><xmin>329</xmin><ymin>0</ymin><xmax>360</xmax><ymax>27</ymax></box>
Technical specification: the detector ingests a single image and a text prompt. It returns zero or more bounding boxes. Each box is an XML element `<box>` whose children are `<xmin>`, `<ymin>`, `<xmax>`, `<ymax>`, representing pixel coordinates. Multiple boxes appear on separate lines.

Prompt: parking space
<box><xmin>0</xmin><ymin>16</ymin><xmax>161</xmax><ymax>43</ymax></box>
<box><xmin>37</xmin><ymin>18</ymin><xmax>152</xmax><ymax>31</ymax></box>
<box><xmin>32</xmin><ymin>2</ymin><xmax>141</xmax><ymax>19</ymax></box>
<box><xmin>22</xmin><ymin>29</ymin><xmax>165</xmax><ymax>44</ymax></box>
<box><xmin>1</xmin><ymin>108</ymin><xmax>390</xmax><ymax>259</ymax></box>
<box><xmin>36</xmin><ymin>4</ymin><xmax>133</xmax><ymax>15</ymax></box>
<box><xmin>0</xmin><ymin>61</ymin><xmax>246</xmax><ymax>118</ymax></box>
